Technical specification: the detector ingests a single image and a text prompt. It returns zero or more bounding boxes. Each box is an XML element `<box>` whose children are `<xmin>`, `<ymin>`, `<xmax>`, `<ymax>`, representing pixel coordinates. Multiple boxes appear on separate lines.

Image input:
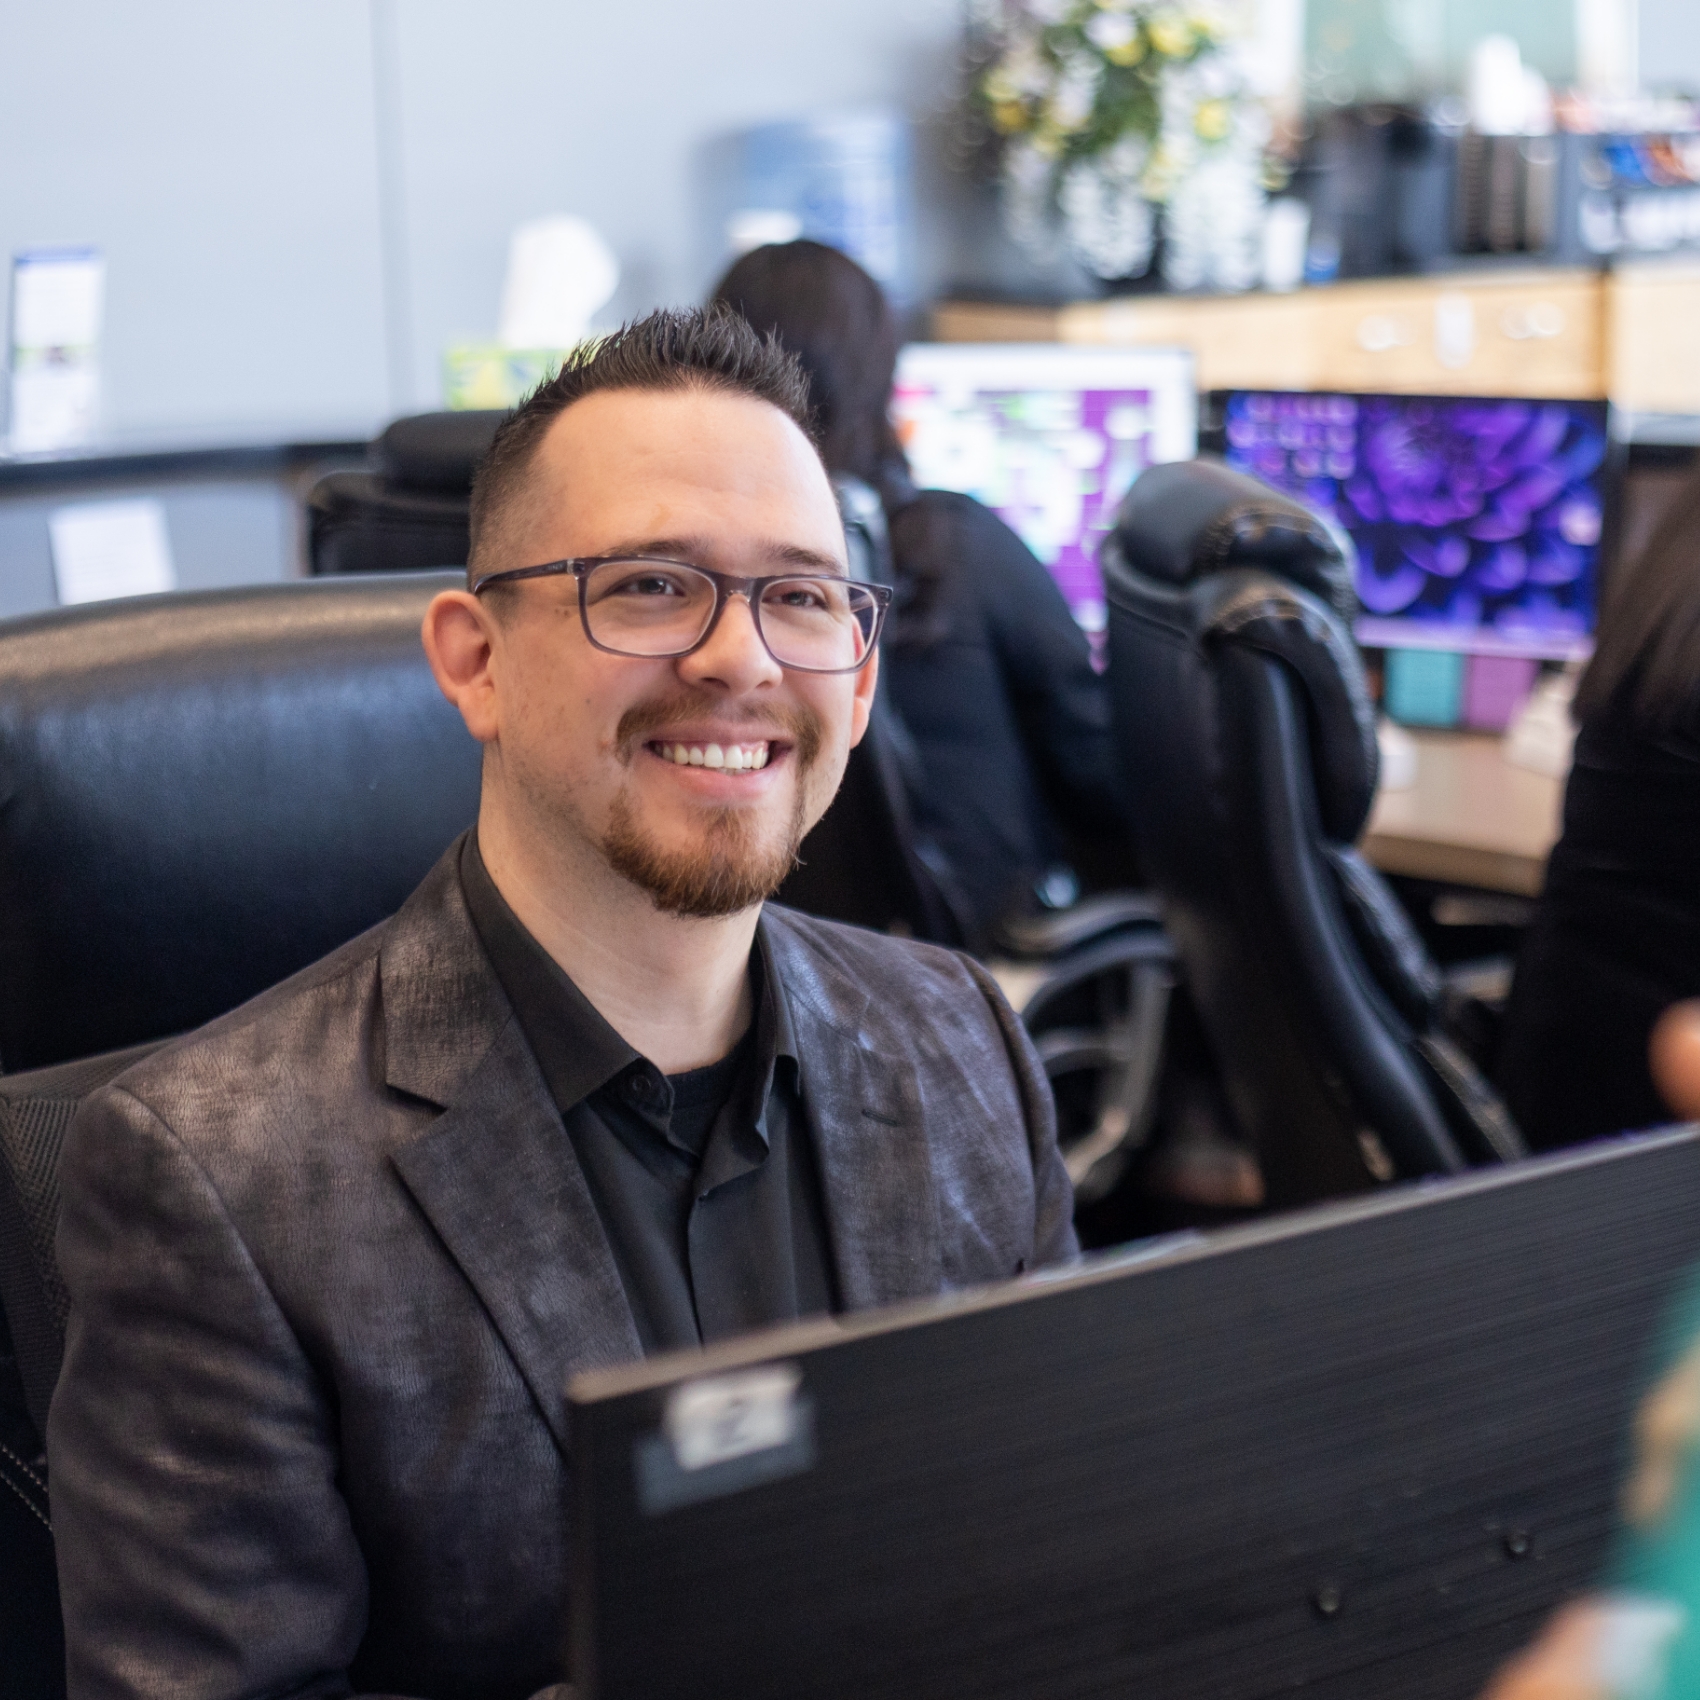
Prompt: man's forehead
<box><xmin>525</xmin><ymin>387</ymin><xmax>844</xmax><ymax>557</ymax></box>
<box><xmin>537</xmin><ymin>386</ymin><xmax>826</xmax><ymax>484</ymax></box>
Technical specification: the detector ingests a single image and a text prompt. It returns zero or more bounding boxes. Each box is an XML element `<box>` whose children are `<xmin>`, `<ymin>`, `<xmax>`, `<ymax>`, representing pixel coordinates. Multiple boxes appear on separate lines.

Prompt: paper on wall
<box><xmin>8</xmin><ymin>247</ymin><xmax>104</xmax><ymax>453</ymax></box>
<box><xmin>49</xmin><ymin>498</ymin><xmax>176</xmax><ymax>605</ymax></box>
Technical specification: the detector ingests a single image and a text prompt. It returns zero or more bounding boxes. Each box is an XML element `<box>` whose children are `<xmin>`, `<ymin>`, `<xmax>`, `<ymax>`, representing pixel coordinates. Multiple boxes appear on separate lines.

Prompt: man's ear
<box><xmin>847</xmin><ymin>647</ymin><xmax>879</xmax><ymax>748</ymax></box>
<box><xmin>422</xmin><ymin>590</ymin><xmax>502</xmax><ymax>744</ymax></box>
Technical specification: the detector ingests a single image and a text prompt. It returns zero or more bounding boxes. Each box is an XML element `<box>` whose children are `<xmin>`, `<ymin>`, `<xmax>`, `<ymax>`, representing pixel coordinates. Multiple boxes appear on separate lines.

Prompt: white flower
<box><xmin>1060</xmin><ymin>160</ymin><xmax>1157</xmax><ymax>278</ymax></box>
<box><xmin>1026</xmin><ymin>0</ymin><xmax>1074</xmax><ymax>21</ymax></box>
<box><xmin>1005</xmin><ymin>42</ymin><xmax>1053</xmax><ymax>98</ymax></box>
<box><xmin>1101</xmin><ymin>132</ymin><xmax>1151</xmax><ymax>181</ymax></box>
<box><xmin>1162</xmin><ymin>149</ymin><xmax>1265</xmax><ymax>292</ymax></box>
<box><xmin>1085</xmin><ymin>11</ymin><xmax>1137</xmax><ymax>53</ymax></box>
<box><xmin>1002</xmin><ymin>139</ymin><xmax>1060</xmax><ymax>259</ymax></box>
<box><xmin>1048</xmin><ymin>54</ymin><xmax>1101</xmax><ymax>131</ymax></box>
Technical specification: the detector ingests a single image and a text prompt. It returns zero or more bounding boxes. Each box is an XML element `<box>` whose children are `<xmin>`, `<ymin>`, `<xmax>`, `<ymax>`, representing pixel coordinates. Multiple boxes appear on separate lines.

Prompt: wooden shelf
<box><xmin>935</xmin><ymin>265</ymin><xmax>1700</xmax><ymax>412</ymax></box>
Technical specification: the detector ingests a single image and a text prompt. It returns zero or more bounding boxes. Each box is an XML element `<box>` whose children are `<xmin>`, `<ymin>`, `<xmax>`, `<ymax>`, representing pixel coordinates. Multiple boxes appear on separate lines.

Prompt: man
<box><xmin>48</xmin><ymin>308</ymin><xmax>1076</xmax><ymax>1700</ymax></box>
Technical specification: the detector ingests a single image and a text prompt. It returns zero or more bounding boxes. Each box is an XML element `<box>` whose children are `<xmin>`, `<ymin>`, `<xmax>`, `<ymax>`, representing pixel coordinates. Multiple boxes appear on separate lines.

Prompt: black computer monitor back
<box><xmin>569</xmin><ymin>1128</ymin><xmax>1700</xmax><ymax>1700</ymax></box>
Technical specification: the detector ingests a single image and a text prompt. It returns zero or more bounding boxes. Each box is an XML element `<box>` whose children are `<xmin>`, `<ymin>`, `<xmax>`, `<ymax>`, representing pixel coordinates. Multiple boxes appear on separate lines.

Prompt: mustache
<box><xmin>614</xmin><ymin>690</ymin><xmax>824</xmax><ymax>767</ymax></box>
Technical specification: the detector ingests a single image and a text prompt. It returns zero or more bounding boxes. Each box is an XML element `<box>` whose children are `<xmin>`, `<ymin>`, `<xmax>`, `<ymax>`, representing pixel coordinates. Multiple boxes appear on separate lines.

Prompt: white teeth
<box><xmin>656</xmin><ymin>740</ymin><xmax>772</xmax><ymax>770</ymax></box>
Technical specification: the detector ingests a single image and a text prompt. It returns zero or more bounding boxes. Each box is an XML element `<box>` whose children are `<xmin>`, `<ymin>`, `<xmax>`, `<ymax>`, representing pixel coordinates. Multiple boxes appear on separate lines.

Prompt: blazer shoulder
<box><xmin>762</xmin><ymin>903</ymin><xmax>980</xmax><ymax>988</ymax></box>
<box><xmin>103</xmin><ymin>918</ymin><xmax>391</xmax><ymax>1114</ymax></box>
<box><xmin>760</xmin><ymin>905</ymin><xmax>1011</xmax><ymax>1052</ymax></box>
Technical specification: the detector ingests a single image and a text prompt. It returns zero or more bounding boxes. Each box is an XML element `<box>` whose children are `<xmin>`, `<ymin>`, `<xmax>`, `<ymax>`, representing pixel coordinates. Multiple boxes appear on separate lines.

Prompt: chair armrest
<box><xmin>994</xmin><ymin>890</ymin><xmax>1165</xmax><ymax>961</ymax></box>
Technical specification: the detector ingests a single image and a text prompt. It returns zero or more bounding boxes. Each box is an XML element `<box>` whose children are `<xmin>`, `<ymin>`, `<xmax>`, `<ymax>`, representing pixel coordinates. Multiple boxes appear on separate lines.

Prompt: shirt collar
<box><xmin>459</xmin><ymin>832</ymin><xmax>796</xmax><ymax>1114</ymax></box>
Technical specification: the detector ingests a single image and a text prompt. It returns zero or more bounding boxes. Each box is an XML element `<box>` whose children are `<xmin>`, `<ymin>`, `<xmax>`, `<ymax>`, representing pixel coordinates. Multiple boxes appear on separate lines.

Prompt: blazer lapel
<box><xmin>767</xmin><ymin>913</ymin><xmax>943</xmax><ymax>1310</ymax></box>
<box><xmin>380</xmin><ymin>847</ymin><xmax>640</xmax><ymax>1454</ymax></box>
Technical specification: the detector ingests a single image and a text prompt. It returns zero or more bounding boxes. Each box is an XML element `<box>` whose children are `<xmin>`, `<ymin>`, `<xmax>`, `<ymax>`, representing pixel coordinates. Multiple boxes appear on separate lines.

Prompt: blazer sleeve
<box><xmin>49</xmin><ymin>1084</ymin><xmax>374</xmax><ymax>1700</ymax></box>
<box><xmin>961</xmin><ymin>955</ymin><xmax>1081</xmax><ymax>1271</ymax></box>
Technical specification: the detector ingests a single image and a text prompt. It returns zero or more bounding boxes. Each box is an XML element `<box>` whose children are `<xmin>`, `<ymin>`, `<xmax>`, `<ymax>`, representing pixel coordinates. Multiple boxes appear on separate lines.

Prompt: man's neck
<box><xmin>474</xmin><ymin>804</ymin><xmax>757</xmax><ymax>1075</ymax></box>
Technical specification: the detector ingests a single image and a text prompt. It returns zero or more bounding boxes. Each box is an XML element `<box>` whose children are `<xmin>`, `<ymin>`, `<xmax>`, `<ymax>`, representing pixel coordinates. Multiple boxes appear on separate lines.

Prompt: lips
<box><xmin>650</xmin><ymin>740</ymin><xmax>773</xmax><ymax>772</ymax></box>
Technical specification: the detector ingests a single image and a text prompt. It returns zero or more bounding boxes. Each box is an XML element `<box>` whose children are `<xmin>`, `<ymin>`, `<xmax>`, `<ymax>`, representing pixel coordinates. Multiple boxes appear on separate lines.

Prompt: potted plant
<box><xmin>968</xmin><ymin>0</ymin><xmax>1271</xmax><ymax>291</ymax></box>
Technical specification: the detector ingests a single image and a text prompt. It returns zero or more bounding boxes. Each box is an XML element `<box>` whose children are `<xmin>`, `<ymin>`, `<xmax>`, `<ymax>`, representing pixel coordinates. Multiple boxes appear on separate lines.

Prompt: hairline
<box><xmin>467</xmin><ymin>374</ymin><xmax>829</xmax><ymax>591</ymax></box>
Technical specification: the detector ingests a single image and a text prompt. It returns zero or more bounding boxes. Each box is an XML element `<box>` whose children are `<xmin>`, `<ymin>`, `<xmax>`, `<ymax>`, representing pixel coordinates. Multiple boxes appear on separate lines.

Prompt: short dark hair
<box><xmin>467</xmin><ymin>305</ymin><xmax>816</xmax><ymax>581</ymax></box>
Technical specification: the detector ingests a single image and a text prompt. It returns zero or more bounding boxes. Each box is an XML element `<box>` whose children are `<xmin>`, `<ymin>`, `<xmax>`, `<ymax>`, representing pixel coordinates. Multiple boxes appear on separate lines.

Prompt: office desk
<box><xmin>1361</xmin><ymin>730</ymin><xmax>1566</xmax><ymax>897</ymax></box>
<box><xmin>0</xmin><ymin>431</ymin><xmax>368</xmax><ymax>617</ymax></box>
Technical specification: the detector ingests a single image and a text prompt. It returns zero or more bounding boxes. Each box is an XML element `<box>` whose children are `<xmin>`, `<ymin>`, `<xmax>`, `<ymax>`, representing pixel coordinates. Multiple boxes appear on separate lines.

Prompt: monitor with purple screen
<box><xmin>1216</xmin><ymin>390</ymin><xmax>1612</xmax><ymax>660</ymax></box>
<box><xmin>892</xmin><ymin>344</ymin><xmax>1196</xmax><ymax>642</ymax></box>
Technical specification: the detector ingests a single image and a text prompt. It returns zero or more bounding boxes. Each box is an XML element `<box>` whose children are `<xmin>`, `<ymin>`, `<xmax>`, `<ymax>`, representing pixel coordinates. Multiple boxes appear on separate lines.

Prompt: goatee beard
<box><xmin>600</xmin><ymin>691</ymin><xmax>824</xmax><ymax>919</ymax></box>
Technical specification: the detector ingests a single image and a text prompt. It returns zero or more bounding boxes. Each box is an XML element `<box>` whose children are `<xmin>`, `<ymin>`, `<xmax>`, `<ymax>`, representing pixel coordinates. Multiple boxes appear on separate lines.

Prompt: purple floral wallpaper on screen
<box><xmin>1222</xmin><ymin>393</ymin><xmax>1609</xmax><ymax>657</ymax></box>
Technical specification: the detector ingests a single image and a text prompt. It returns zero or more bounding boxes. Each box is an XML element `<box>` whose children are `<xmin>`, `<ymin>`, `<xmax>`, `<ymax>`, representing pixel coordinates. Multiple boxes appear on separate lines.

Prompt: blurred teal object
<box><xmin>1384</xmin><ymin>648</ymin><xmax>1464</xmax><ymax>727</ymax></box>
<box><xmin>1606</xmin><ymin>1267</ymin><xmax>1700</xmax><ymax>1699</ymax></box>
<box><xmin>733</xmin><ymin>113</ymin><xmax>912</xmax><ymax>305</ymax></box>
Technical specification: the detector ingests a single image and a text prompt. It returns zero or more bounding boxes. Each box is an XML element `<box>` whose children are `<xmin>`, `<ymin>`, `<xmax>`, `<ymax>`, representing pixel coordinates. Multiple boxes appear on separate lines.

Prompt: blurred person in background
<box><xmin>1482</xmin><ymin>1000</ymin><xmax>1700</xmax><ymax>1700</ymax></box>
<box><xmin>710</xmin><ymin>240</ymin><xmax>1133</xmax><ymax>949</ymax></box>
<box><xmin>1497</xmin><ymin>460</ymin><xmax>1700</xmax><ymax>1149</ymax></box>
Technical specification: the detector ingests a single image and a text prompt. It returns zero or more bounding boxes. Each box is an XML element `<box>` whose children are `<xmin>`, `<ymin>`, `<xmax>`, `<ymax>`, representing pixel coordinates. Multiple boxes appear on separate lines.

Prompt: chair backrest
<box><xmin>0</xmin><ymin>1332</ymin><xmax>61</xmax><ymax>1700</ymax></box>
<box><xmin>1101</xmin><ymin>459</ymin><xmax>1522</xmax><ymax>1208</ymax></box>
<box><xmin>0</xmin><ymin>572</ymin><xmax>482</xmax><ymax>1071</ymax></box>
<box><xmin>0</xmin><ymin>1040</ymin><xmax>166</xmax><ymax>1700</ymax></box>
<box><xmin>308</xmin><ymin>410</ymin><xmax>502</xmax><ymax>575</ymax></box>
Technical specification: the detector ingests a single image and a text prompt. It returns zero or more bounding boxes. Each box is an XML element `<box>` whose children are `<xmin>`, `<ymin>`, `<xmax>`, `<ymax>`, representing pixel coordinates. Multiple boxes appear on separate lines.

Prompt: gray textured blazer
<box><xmin>48</xmin><ymin>843</ymin><xmax>1077</xmax><ymax>1700</ymax></box>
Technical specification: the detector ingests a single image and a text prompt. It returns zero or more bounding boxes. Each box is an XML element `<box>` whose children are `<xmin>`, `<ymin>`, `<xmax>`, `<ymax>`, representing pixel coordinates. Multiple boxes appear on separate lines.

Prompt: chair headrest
<box><xmin>0</xmin><ymin>574</ymin><xmax>481</xmax><ymax>1069</ymax></box>
<box><xmin>1198</xmin><ymin>574</ymin><xmax>1381</xmax><ymax>842</ymax></box>
<box><xmin>1104</xmin><ymin>458</ymin><xmax>1359</xmax><ymax>629</ymax></box>
<box><xmin>373</xmin><ymin>411</ymin><xmax>506</xmax><ymax>493</ymax></box>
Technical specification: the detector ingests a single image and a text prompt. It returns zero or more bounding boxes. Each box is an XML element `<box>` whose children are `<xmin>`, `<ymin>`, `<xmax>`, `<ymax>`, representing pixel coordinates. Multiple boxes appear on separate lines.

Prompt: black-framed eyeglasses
<box><xmin>470</xmin><ymin>555</ymin><xmax>891</xmax><ymax>674</ymax></box>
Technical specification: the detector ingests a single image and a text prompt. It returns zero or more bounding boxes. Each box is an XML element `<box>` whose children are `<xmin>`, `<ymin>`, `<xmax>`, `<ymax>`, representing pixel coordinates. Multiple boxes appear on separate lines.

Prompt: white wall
<box><xmin>0</xmin><ymin>0</ymin><xmax>973</xmax><ymax>437</ymax></box>
<box><xmin>0</xmin><ymin>2</ymin><xmax>391</xmax><ymax>439</ymax></box>
<box><xmin>1640</xmin><ymin>0</ymin><xmax>1700</xmax><ymax>90</ymax></box>
<box><xmin>383</xmin><ymin>0</ymin><xmax>970</xmax><ymax>409</ymax></box>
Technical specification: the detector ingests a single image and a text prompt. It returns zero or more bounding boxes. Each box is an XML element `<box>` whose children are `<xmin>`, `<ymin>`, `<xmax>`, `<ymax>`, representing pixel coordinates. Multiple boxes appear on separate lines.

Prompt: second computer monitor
<box><xmin>893</xmin><ymin>344</ymin><xmax>1197</xmax><ymax>639</ymax></box>
<box><xmin>1215</xmin><ymin>389</ymin><xmax>1611</xmax><ymax>660</ymax></box>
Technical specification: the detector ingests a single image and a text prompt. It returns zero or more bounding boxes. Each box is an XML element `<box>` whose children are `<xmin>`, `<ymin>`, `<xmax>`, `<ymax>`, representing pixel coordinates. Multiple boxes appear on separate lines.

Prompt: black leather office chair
<box><xmin>0</xmin><ymin>573</ymin><xmax>481</xmax><ymax>1071</ymax></box>
<box><xmin>308</xmin><ymin>411</ymin><xmax>502</xmax><ymax>575</ymax></box>
<box><xmin>0</xmin><ymin>573</ymin><xmax>482</xmax><ymax>1697</ymax></box>
<box><xmin>2</xmin><ymin>1042</ymin><xmax>157</xmax><ymax>1700</ymax></box>
<box><xmin>1101</xmin><ymin>459</ymin><xmax>1524</xmax><ymax>1208</ymax></box>
<box><xmin>0</xmin><ymin>1306</ymin><xmax>60</xmax><ymax>1699</ymax></box>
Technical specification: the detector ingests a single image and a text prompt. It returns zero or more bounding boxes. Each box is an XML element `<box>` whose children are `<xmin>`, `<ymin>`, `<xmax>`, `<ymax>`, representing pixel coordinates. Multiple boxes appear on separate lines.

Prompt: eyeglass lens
<box><xmin>582</xmin><ymin>560</ymin><xmax>877</xmax><ymax>671</ymax></box>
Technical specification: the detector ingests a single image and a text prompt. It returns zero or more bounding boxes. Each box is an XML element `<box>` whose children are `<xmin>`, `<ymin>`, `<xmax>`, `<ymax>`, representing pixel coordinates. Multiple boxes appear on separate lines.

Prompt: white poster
<box><xmin>8</xmin><ymin>246</ymin><xmax>104</xmax><ymax>454</ymax></box>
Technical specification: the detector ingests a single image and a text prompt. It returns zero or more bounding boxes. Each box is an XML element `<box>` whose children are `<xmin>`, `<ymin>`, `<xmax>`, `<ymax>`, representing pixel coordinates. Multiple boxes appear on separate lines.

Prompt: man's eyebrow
<box><xmin>600</xmin><ymin>537</ymin><xmax>846</xmax><ymax>574</ymax></box>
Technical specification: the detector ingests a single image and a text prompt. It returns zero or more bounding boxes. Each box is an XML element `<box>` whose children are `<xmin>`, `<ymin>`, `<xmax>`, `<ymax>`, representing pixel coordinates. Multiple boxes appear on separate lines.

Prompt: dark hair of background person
<box><xmin>466</xmin><ymin>305</ymin><xmax>814</xmax><ymax>584</ymax></box>
<box><xmin>711</xmin><ymin>240</ymin><xmax>903</xmax><ymax>496</ymax></box>
<box><xmin>1575</xmin><ymin>457</ymin><xmax>1700</xmax><ymax>732</ymax></box>
<box><xmin>710</xmin><ymin>240</ymin><xmax>949</xmax><ymax>644</ymax></box>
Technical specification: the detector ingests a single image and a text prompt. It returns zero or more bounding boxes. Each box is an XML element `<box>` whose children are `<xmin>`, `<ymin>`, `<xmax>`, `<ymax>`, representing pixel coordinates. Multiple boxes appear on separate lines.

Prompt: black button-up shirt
<box><xmin>459</xmin><ymin>835</ymin><xmax>839</xmax><ymax>1352</ymax></box>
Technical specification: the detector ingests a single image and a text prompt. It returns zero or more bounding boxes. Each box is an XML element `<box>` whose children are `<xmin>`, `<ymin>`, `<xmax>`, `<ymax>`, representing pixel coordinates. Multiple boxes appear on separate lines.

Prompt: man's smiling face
<box><xmin>466</xmin><ymin>384</ymin><xmax>877</xmax><ymax>917</ymax></box>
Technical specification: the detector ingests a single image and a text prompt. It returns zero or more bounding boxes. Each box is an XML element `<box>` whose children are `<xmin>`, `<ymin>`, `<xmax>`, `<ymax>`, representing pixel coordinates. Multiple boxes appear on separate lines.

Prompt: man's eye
<box><xmin>612</xmin><ymin>573</ymin><xmax>687</xmax><ymax>598</ymax></box>
<box><xmin>769</xmin><ymin>583</ymin><xmax>828</xmax><ymax>610</ymax></box>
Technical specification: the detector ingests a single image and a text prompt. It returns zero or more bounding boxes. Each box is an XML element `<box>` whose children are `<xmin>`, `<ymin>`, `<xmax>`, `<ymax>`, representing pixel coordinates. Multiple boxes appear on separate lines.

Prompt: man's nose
<box><xmin>675</xmin><ymin>592</ymin><xmax>784</xmax><ymax>693</ymax></box>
